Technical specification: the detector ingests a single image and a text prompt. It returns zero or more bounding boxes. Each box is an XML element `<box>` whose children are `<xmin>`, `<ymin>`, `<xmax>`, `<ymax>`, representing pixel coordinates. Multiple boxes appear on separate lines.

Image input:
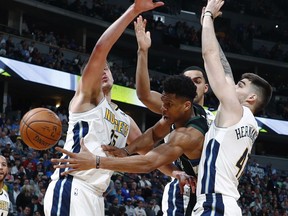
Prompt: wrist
<box><xmin>96</xmin><ymin>155</ymin><xmax>101</xmax><ymax>169</ymax></box>
<box><xmin>122</xmin><ymin>147</ymin><xmax>131</xmax><ymax>156</ymax></box>
<box><xmin>203</xmin><ymin>11</ymin><xmax>214</xmax><ymax>20</ymax></box>
<box><xmin>137</xmin><ymin>48</ymin><xmax>148</xmax><ymax>54</ymax></box>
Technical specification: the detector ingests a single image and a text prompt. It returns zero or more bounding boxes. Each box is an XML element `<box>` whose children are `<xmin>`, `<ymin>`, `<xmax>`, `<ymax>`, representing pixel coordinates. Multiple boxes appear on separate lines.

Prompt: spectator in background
<box><xmin>0</xmin><ymin>155</ymin><xmax>10</xmax><ymax>216</ymax></box>
<box><xmin>125</xmin><ymin>198</ymin><xmax>136</xmax><ymax>216</ymax></box>
<box><xmin>0</xmin><ymin>131</ymin><xmax>13</xmax><ymax>148</ymax></box>
<box><xmin>134</xmin><ymin>200</ymin><xmax>147</xmax><ymax>216</ymax></box>
<box><xmin>107</xmin><ymin>197</ymin><xmax>121</xmax><ymax>216</ymax></box>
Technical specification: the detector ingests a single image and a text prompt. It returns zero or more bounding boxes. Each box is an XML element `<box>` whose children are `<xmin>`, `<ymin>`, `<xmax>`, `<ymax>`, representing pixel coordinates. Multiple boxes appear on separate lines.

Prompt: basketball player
<box><xmin>43</xmin><ymin>1</ymin><xmax>164</xmax><ymax>216</ymax></box>
<box><xmin>51</xmin><ymin>75</ymin><xmax>209</xmax><ymax>202</ymax></box>
<box><xmin>133</xmin><ymin>16</ymin><xmax>214</xmax><ymax>216</ymax></box>
<box><xmin>0</xmin><ymin>155</ymin><xmax>10</xmax><ymax>216</ymax></box>
<box><xmin>192</xmin><ymin>0</ymin><xmax>272</xmax><ymax>215</ymax></box>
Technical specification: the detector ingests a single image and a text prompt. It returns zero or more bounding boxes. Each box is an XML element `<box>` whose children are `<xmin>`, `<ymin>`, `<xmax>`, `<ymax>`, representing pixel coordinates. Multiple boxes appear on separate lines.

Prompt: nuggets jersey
<box><xmin>205</xmin><ymin>109</ymin><xmax>215</xmax><ymax>127</ymax></box>
<box><xmin>0</xmin><ymin>189</ymin><xmax>10</xmax><ymax>216</ymax></box>
<box><xmin>197</xmin><ymin>106</ymin><xmax>258</xmax><ymax>200</ymax></box>
<box><xmin>45</xmin><ymin>98</ymin><xmax>130</xmax><ymax>216</ymax></box>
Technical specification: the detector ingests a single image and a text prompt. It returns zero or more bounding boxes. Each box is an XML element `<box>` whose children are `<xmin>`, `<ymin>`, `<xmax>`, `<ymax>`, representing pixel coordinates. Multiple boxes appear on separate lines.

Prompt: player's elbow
<box><xmin>202</xmin><ymin>48</ymin><xmax>216</xmax><ymax>60</ymax></box>
<box><xmin>136</xmin><ymin>92</ymin><xmax>150</xmax><ymax>104</ymax></box>
<box><xmin>94</xmin><ymin>40</ymin><xmax>107</xmax><ymax>53</ymax></box>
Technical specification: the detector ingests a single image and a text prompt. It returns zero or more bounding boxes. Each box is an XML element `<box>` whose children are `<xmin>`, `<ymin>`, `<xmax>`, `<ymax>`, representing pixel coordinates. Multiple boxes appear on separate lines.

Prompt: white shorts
<box><xmin>44</xmin><ymin>176</ymin><xmax>104</xmax><ymax>216</ymax></box>
<box><xmin>192</xmin><ymin>194</ymin><xmax>241</xmax><ymax>216</ymax></box>
<box><xmin>162</xmin><ymin>178</ymin><xmax>185</xmax><ymax>216</ymax></box>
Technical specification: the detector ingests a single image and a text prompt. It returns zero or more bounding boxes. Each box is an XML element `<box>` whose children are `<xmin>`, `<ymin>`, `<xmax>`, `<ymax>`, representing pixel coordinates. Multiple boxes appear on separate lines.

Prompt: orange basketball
<box><xmin>20</xmin><ymin>108</ymin><xmax>62</xmax><ymax>150</ymax></box>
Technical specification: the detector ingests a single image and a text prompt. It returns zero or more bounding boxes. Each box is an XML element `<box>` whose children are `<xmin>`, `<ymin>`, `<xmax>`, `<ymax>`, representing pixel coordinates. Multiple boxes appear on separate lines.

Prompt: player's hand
<box><xmin>101</xmin><ymin>145</ymin><xmax>128</xmax><ymax>157</ymax></box>
<box><xmin>135</xmin><ymin>16</ymin><xmax>151</xmax><ymax>52</ymax></box>
<box><xmin>52</xmin><ymin>138</ymin><xmax>96</xmax><ymax>175</ymax></box>
<box><xmin>133</xmin><ymin>0</ymin><xmax>164</xmax><ymax>14</ymax></box>
<box><xmin>173</xmin><ymin>171</ymin><xmax>197</xmax><ymax>194</ymax></box>
<box><xmin>204</xmin><ymin>0</ymin><xmax>224</xmax><ymax>19</ymax></box>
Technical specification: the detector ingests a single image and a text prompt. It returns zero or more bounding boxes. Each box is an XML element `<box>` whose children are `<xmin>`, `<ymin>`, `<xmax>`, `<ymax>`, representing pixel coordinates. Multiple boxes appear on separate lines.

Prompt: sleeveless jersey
<box><xmin>205</xmin><ymin>109</ymin><xmax>215</xmax><ymax>127</ymax></box>
<box><xmin>197</xmin><ymin>106</ymin><xmax>258</xmax><ymax>200</ymax></box>
<box><xmin>51</xmin><ymin>97</ymin><xmax>130</xmax><ymax>193</ymax></box>
<box><xmin>0</xmin><ymin>189</ymin><xmax>10</xmax><ymax>216</ymax></box>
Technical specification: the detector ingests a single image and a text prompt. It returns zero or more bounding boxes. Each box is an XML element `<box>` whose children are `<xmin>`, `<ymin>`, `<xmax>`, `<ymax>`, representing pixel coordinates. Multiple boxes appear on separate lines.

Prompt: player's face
<box><xmin>235</xmin><ymin>78</ymin><xmax>254</xmax><ymax>104</ymax></box>
<box><xmin>161</xmin><ymin>93</ymin><xmax>190</xmax><ymax>123</ymax></box>
<box><xmin>0</xmin><ymin>156</ymin><xmax>8</xmax><ymax>181</ymax></box>
<box><xmin>184</xmin><ymin>70</ymin><xmax>208</xmax><ymax>105</ymax></box>
<box><xmin>102</xmin><ymin>64</ymin><xmax>114</xmax><ymax>91</ymax></box>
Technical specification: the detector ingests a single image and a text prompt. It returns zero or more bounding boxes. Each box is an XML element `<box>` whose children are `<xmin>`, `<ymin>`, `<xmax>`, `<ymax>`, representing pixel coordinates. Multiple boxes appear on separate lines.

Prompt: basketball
<box><xmin>20</xmin><ymin>108</ymin><xmax>62</xmax><ymax>150</ymax></box>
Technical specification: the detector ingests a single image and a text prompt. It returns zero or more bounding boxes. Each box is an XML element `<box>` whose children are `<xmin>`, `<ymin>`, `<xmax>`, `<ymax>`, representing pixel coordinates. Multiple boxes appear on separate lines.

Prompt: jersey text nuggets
<box><xmin>104</xmin><ymin>108</ymin><xmax>129</xmax><ymax>137</ymax></box>
<box><xmin>235</xmin><ymin>125</ymin><xmax>258</xmax><ymax>143</ymax></box>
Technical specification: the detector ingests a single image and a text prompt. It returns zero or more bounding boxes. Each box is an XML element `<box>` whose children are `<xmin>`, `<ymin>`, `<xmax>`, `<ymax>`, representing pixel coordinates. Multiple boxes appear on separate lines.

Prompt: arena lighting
<box><xmin>0</xmin><ymin>57</ymin><xmax>287</xmax><ymax>135</ymax></box>
<box><xmin>180</xmin><ymin>10</ymin><xmax>196</xmax><ymax>15</ymax></box>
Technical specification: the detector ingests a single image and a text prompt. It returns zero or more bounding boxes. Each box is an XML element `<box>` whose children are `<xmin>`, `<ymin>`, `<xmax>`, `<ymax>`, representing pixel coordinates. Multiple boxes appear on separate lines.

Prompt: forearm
<box><xmin>136</xmin><ymin>49</ymin><xmax>150</xmax><ymax>100</ymax></box>
<box><xmin>99</xmin><ymin>154</ymin><xmax>156</xmax><ymax>173</ymax></box>
<box><xmin>136</xmin><ymin>50</ymin><xmax>162</xmax><ymax>114</ymax></box>
<box><xmin>125</xmin><ymin>118</ymin><xmax>170</xmax><ymax>155</ymax></box>
<box><xmin>91</xmin><ymin>5</ymin><xmax>139</xmax><ymax>59</ymax></box>
<box><xmin>125</xmin><ymin>128</ymin><xmax>156</xmax><ymax>155</ymax></box>
<box><xmin>218</xmin><ymin>44</ymin><xmax>234</xmax><ymax>80</ymax></box>
<box><xmin>202</xmin><ymin>16</ymin><xmax>219</xmax><ymax>59</ymax></box>
<box><xmin>158</xmin><ymin>163</ymin><xmax>180</xmax><ymax>177</ymax></box>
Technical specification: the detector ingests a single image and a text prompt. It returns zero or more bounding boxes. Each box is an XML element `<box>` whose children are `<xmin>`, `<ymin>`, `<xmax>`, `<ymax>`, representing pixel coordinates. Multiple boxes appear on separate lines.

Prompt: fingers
<box><xmin>187</xmin><ymin>177</ymin><xmax>196</xmax><ymax>193</ymax></box>
<box><xmin>55</xmin><ymin>147</ymin><xmax>74</xmax><ymax>157</ymax></box>
<box><xmin>153</xmin><ymin>1</ymin><xmax>165</xmax><ymax>9</ymax></box>
<box><xmin>53</xmin><ymin>162</ymin><xmax>76</xmax><ymax>169</ymax></box>
<box><xmin>134</xmin><ymin>15</ymin><xmax>147</xmax><ymax>33</ymax></box>
<box><xmin>80</xmin><ymin>138</ymin><xmax>84</xmax><ymax>147</ymax></box>
<box><xmin>60</xmin><ymin>169</ymin><xmax>76</xmax><ymax>176</ymax></box>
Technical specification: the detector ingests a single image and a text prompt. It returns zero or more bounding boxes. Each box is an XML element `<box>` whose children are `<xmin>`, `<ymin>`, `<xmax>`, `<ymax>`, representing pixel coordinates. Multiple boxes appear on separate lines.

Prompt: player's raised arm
<box><xmin>202</xmin><ymin>0</ymin><xmax>242</xmax><ymax>126</ymax></box>
<box><xmin>78</xmin><ymin>0</ymin><xmax>165</xmax><ymax>99</ymax></box>
<box><xmin>135</xmin><ymin>16</ymin><xmax>163</xmax><ymax>114</ymax></box>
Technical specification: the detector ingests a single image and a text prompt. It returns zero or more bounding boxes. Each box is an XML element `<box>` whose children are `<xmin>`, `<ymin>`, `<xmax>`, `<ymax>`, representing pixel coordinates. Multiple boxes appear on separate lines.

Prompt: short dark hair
<box><xmin>182</xmin><ymin>66</ymin><xmax>208</xmax><ymax>84</ymax></box>
<box><xmin>163</xmin><ymin>75</ymin><xmax>197</xmax><ymax>102</ymax></box>
<box><xmin>241</xmin><ymin>73</ymin><xmax>272</xmax><ymax>114</ymax></box>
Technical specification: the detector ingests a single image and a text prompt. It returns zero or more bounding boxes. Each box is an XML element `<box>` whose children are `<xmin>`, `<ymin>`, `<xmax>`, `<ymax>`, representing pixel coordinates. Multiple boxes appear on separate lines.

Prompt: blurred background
<box><xmin>0</xmin><ymin>0</ymin><xmax>287</xmax><ymax>215</ymax></box>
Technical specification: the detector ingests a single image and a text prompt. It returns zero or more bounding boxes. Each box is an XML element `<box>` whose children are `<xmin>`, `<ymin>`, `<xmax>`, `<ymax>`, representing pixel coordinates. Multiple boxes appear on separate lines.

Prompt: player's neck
<box><xmin>175</xmin><ymin>109</ymin><xmax>195</xmax><ymax>128</ymax></box>
<box><xmin>104</xmin><ymin>91</ymin><xmax>112</xmax><ymax>103</ymax></box>
<box><xmin>0</xmin><ymin>182</ymin><xmax>4</xmax><ymax>193</ymax></box>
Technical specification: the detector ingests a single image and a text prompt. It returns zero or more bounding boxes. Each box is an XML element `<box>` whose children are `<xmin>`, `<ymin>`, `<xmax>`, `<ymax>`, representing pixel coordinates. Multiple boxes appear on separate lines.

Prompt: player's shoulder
<box><xmin>193</xmin><ymin>104</ymin><xmax>207</xmax><ymax>119</ymax></box>
<box><xmin>186</xmin><ymin>111</ymin><xmax>209</xmax><ymax>135</ymax></box>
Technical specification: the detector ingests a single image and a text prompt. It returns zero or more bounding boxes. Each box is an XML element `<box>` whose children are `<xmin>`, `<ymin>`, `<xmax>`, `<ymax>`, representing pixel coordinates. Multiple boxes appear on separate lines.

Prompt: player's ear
<box><xmin>204</xmin><ymin>83</ymin><xmax>209</xmax><ymax>93</ymax></box>
<box><xmin>184</xmin><ymin>101</ymin><xmax>192</xmax><ymax>111</ymax></box>
<box><xmin>247</xmin><ymin>94</ymin><xmax>257</xmax><ymax>103</ymax></box>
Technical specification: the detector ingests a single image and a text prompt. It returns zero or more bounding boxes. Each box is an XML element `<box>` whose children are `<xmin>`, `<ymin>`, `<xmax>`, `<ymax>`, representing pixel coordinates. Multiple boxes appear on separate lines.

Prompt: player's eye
<box><xmin>192</xmin><ymin>78</ymin><xmax>201</xmax><ymax>84</ymax></box>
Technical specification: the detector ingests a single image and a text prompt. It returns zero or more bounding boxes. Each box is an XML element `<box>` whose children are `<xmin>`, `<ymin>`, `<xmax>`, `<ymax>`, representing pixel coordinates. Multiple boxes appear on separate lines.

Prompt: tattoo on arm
<box><xmin>219</xmin><ymin>44</ymin><xmax>234</xmax><ymax>80</ymax></box>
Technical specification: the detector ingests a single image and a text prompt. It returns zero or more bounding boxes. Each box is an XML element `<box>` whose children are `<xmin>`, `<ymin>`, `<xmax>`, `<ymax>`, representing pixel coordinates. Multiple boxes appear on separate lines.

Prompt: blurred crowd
<box><xmin>0</xmin><ymin>106</ymin><xmax>287</xmax><ymax>216</ymax></box>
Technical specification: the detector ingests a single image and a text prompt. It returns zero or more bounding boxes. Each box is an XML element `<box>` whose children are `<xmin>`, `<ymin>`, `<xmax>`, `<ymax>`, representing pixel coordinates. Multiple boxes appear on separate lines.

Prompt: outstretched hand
<box><xmin>134</xmin><ymin>16</ymin><xmax>151</xmax><ymax>52</ymax></box>
<box><xmin>133</xmin><ymin>0</ymin><xmax>164</xmax><ymax>14</ymax></box>
<box><xmin>174</xmin><ymin>171</ymin><xmax>197</xmax><ymax>194</ymax></box>
<box><xmin>52</xmin><ymin>138</ymin><xmax>96</xmax><ymax>175</ymax></box>
<box><xmin>205</xmin><ymin>0</ymin><xmax>224</xmax><ymax>18</ymax></box>
<box><xmin>101</xmin><ymin>145</ymin><xmax>128</xmax><ymax>157</ymax></box>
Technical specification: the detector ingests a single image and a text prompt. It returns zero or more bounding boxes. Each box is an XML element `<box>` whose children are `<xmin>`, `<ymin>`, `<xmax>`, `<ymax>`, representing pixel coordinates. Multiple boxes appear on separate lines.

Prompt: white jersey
<box><xmin>197</xmin><ymin>106</ymin><xmax>258</xmax><ymax>200</ymax></box>
<box><xmin>0</xmin><ymin>189</ymin><xmax>10</xmax><ymax>216</ymax></box>
<box><xmin>45</xmin><ymin>98</ymin><xmax>130</xmax><ymax>216</ymax></box>
<box><xmin>205</xmin><ymin>109</ymin><xmax>215</xmax><ymax>127</ymax></box>
<box><xmin>51</xmin><ymin>97</ymin><xmax>130</xmax><ymax>192</ymax></box>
